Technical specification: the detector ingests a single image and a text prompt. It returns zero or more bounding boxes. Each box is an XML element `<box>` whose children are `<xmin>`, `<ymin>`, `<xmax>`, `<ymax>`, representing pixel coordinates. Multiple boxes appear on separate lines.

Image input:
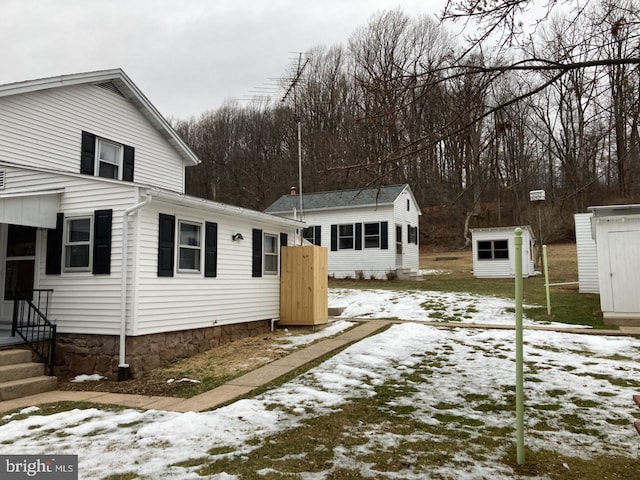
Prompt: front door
<box><xmin>1</xmin><ymin>224</ymin><xmax>37</xmax><ymax>320</ymax></box>
<box><xmin>607</xmin><ymin>230</ymin><xmax>640</xmax><ymax>313</ymax></box>
<box><xmin>395</xmin><ymin>224</ymin><xmax>403</xmax><ymax>269</ymax></box>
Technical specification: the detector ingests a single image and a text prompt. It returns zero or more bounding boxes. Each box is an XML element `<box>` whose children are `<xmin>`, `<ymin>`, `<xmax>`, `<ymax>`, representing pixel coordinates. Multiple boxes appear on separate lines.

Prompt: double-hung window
<box><xmin>338</xmin><ymin>224</ymin><xmax>354</xmax><ymax>250</ymax></box>
<box><xmin>364</xmin><ymin>222</ymin><xmax>380</xmax><ymax>248</ymax></box>
<box><xmin>64</xmin><ymin>217</ymin><xmax>92</xmax><ymax>271</ymax></box>
<box><xmin>178</xmin><ymin>221</ymin><xmax>201</xmax><ymax>272</ymax></box>
<box><xmin>96</xmin><ymin>138</ymin><xmax>123</xmax><ymax>180</ymax></box>
<box><xmin>264</xmin><ymin>233</ymin><xmax>278</xmax><ymax>274</ymax></box>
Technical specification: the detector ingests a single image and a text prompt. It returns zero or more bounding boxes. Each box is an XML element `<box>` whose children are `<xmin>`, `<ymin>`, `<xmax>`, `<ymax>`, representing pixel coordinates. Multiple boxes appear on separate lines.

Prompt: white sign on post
<box><xmin>529</xmin><ymin>190</ymin><xmax>545</xmax><ymax>202</ymax></box>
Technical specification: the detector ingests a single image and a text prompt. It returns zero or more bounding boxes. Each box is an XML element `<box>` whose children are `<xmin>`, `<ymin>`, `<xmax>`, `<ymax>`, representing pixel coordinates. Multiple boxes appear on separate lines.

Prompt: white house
<box><xmin>265</xmin><ymin>185</ymin><xmax>421</xmax><ymax>279</ymax></box>
<box><xmin>589</xmin><ymin>204</ymin><xmax>640</xmax><ymax>325</ymax></box>
<box><xmin>574</xmin><ymin>213</ymin><xmax>600</xmax><ymax>294</ymax></box>
<box><xmin>0</xmin><ymin>69</ymin><xmax>303</xmax><ymax>376</ymax></box>
<box><xmin>470</xmin><ymin>226</ymin><xmax>536</xmax><ymax>278</ymax></box>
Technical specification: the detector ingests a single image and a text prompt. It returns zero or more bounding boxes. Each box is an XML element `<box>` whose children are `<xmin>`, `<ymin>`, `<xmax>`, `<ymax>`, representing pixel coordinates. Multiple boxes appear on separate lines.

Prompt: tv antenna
<box><xmin>282</xmin><ymin>52</ymin><xmax>309</xmax><ymax>224</ymax></box>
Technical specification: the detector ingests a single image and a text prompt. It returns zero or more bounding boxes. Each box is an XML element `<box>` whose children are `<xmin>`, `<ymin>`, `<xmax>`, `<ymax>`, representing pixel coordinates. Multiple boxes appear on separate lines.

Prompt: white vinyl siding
<box><xmin>574</xmin><ymin>213</ymin><xmax>599</xmax><ymax>294</ymax></box>
<box><xmin>134</xmin><ymin>202</ymin><xmax>296</xmax><ymax>336</ymax></box>
<box><xmin>0</xmin><ymin>83</ymin><xmax>186</xmax><ymax>191</ymax></box>
<box><xmin>5</xmin><ymin>167</ymin><xmax>140</xmax><ymax>335</ymax></box>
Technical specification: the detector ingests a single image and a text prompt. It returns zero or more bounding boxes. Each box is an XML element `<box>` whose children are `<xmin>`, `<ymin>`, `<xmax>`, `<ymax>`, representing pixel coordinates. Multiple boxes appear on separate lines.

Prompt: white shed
<box><xmin>589</xmin><ymin>204</ymin><xmax>640</xmax><ymax>325</ymax></box>
<box><xmin>470</xmin><ymin>226</ymin><xmax>536</xmax><ymax>278</ymax></box>
<box><xmin>574</xmin><ymin>213</ymin><xmax>599</xmax><ymax>294</ymax></box>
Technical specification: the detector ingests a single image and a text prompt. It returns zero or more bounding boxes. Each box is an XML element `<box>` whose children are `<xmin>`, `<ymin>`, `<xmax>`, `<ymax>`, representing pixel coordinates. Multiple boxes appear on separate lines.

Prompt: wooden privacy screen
<box><xmin>279</xmin><ymin>245</ymin><xmax>328</xmax><ymax>326</ymax></box>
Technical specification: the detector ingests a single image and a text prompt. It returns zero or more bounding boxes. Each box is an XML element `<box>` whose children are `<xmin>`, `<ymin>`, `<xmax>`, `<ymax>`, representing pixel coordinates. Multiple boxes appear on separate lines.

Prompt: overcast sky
<box><xmin>1</xmin><ymin>0</ymin><xmax>447</xmax><ymax>120</ymax></box>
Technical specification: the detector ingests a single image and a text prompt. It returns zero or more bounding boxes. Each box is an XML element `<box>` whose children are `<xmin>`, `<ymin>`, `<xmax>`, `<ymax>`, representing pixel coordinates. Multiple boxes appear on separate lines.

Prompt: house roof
<box><xmin>0</xmin><ymin>69</ymin><xmax>200</xmax><ymax>167</ymax></box>
<box><xmin>589</xmin><ymin>204</ymin><xmax>640</xmax><ymax>217</ymax></box>
<box><xmin>264</xmin><ymin>184</ymin><xmax>415</xmax><ymax>214</ymax></box>
<box><xmin>470</xmin><ymin>225</ymin><xmax>536</xmax><ymax>240</ymax></box>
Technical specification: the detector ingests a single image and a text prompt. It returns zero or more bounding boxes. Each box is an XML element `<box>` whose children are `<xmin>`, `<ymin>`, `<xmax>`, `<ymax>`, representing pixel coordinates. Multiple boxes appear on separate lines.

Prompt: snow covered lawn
<box><xmin>2</xmin><ymin>317</ymin><xmax>639</xmax><ymax>479</ymax></box>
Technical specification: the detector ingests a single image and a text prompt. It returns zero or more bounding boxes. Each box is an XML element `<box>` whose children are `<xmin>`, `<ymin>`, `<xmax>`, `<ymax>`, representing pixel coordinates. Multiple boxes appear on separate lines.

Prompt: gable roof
<box><xmin>0</xmin><ymin>69</ymin><xmax>200</xmax><ymax>167</ymax></box>
<box><xmin>264</xmin><ymin>184</ymin><xmax>415</xmax><ymax>213</ymax></box>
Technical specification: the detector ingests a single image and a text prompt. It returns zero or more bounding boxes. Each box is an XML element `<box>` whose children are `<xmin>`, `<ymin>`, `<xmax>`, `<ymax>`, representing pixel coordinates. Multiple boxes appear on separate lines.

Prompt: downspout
<box><xmin>118</xmin><ymin>191</ymin><xmax>153</xmax><ymax>381</ymax></box>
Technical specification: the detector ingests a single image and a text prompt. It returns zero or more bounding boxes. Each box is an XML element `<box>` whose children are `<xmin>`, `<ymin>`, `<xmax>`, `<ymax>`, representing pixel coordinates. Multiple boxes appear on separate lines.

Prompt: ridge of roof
<box><xmin>0</xmin><ymin>69</ymin><xmax>199</xmax><ymax>167</ymax></box>
<box><xmin>264</xmin><ymin>184</ymin><xmax>410</xmax><ymax>213</ymax></box>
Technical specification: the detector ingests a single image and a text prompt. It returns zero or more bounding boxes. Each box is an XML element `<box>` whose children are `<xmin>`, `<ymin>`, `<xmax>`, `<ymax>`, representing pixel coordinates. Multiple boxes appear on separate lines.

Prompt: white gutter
<box><xmin>118</xmin><ymin>191</ymin><xmax>153</xmax><ymax>379</ymax></box>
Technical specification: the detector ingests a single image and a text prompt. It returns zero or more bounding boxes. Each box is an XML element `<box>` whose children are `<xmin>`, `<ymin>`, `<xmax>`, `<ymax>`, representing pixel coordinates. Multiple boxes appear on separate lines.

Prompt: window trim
<box><xmin>477</xmin><ymin>239</ymin><xmax>509</xmax><ymax>260</ymax></box>
<box><xmin>364</xmin><ymin>222</ymin><xmax>381</xmax><ymax>249</ymax></box>
<box><xmin>63</xmin><ymin>215</ymin><xmax>93</xmax><ymax>272</ymax></box>
<box><xmin>263</xmin><ymin>233</ymin><xmax>279</xmax><ymax>275</ymax></box>
<box><xmin>95</xmin><ymin>137</ymin><xmax>124</xmax><ymax>180</ymax></box>
<box><xmin>177</xmin><ymin>219</ymin><xmax>203</xmax><ymax>273</ymax></box>
<box><xmin>338</xmin><ymin>223</ymin><xmax>354</xmax><ymax>250</ymax></box>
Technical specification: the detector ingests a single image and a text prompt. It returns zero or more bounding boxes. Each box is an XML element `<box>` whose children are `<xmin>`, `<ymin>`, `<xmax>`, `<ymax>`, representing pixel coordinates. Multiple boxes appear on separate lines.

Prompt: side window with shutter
<box><xmin>204</xmin><ymin>222</ymin><xmax>218</xmax><ymax>278</ymax></box>
<box><xmin>252</xmin><ymin>229</ymin><xmax>263</xmax><ymax>277</ymax></box>
<box><xmin>80</xmin><ymin>131</ymin><xmax>135</xmax><ymax>182</ymax></box>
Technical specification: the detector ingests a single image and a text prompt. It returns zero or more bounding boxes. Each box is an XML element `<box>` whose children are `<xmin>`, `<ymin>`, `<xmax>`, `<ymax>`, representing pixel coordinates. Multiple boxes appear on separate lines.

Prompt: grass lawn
<box><xmin>330</xmin><ymin>243</ymin><xmax>606</xmax><ymax>329</ymax></box>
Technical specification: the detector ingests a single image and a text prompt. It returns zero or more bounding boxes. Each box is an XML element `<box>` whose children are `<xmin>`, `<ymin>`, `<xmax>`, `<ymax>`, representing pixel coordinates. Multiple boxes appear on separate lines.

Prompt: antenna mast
<box><xmin>282</xmin><ymin>53</ymin><xmax>309</xmax><ymax>223</ymax></box>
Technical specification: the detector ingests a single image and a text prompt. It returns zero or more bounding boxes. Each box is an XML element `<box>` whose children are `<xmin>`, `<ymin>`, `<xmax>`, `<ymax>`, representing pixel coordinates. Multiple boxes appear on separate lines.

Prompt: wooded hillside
<box><xmin>174</xmin><ymin>2</ymin><xmax>640</xmax><ymax>248</ymax></box>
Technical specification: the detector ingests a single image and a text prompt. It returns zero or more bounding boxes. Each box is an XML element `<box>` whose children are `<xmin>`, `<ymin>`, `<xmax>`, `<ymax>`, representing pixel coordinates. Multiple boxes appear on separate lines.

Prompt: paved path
<box><xmin>1</xmin><ymin>319</ymin><xmax>637</xmax><ymax>415</ymax></box>
<box><xmin>0</xmin><ymin>320</ymin><xmax>391</xmax><ymax>415</ymax></box>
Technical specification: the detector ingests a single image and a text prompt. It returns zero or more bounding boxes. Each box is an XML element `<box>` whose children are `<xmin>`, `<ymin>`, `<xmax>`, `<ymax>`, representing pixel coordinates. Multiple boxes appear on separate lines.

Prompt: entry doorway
<box><xmin>0</xmin><ymin>224</ymin><xmax>38</xmax><ymax>322</ymax></box>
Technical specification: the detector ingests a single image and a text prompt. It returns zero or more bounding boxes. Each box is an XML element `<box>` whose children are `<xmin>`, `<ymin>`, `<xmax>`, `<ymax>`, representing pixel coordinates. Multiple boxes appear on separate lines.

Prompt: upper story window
<box><xmin>178</xmin><ymin>220</ymin><xmax>202</xmax><ymax>272</ymax></box>
<box><xmin>81</xmin><ymin>131</ymin><xmax>135</xmax><ymax>182</ymax></box>
<box><xmin>478</xmin><ymin>240</ymin><xmax>509</xmax><ymax>260</ymax></box>
<box><xmin>64</xmin><ymin>216</ymin><xmax>92</xmax><ymax>271</ymax></box>
<box><xmin>338</xmin><ymin>224</ymin><xmax>354</xmax><ymax>250</ymax></box>
<box><xmin>264</xmin><ymin>233</ymin><xmax>278</xmax><ymax>274</ymax></box>
<box><xmin>97</xmin><ymin>138</ymin><xmax>122</xmax><ymax>179</ymax></box>
<box><xmin>364</xmin><ymin>222</ymin><xmax>380</xmax><ymax>248</ymax></box>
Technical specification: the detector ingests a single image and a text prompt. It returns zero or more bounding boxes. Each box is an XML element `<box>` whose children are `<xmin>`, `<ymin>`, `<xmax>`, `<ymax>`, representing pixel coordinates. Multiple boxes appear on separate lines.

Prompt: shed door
<box><xmin>608</xmin><ymin>230</ymin><xmax>640</xmax><ymax>312</ymax></box>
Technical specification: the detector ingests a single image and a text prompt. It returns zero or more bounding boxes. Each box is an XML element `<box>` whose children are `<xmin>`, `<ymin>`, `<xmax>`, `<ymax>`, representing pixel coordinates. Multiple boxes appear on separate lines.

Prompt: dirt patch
<box><xmin>57</xmin><ymin>327</ymin><xmax>316</xmax><ymax>398</ymax></box>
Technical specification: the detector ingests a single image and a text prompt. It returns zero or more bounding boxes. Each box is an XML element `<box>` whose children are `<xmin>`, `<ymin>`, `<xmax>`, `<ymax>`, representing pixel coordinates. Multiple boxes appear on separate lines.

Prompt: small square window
<box><xmin>477</xmin><ymin>239</ymin><xmax>509</xmax><ymax>260</ymax></box>
<box><xmin>178</xmin><ymin>221</ymin><xmax>201</xmax><ymax>272</ymax></box>
<box><xmin>64</xmin><ymin>217</ymin><xmax>92</xmax><ymax>271</ymax></box>
<box><xmin>264</xmin><ymin>234</ymin><xmax>278</xmax><ymax>274</ymax></box>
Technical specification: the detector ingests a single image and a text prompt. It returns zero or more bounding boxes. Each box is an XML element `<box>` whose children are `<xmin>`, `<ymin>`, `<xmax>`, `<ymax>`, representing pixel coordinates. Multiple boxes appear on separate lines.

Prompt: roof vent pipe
<box><xmin>290</xmin><ymin>186</ymin><xmax>297</xmax><ymax>195</ymax></box>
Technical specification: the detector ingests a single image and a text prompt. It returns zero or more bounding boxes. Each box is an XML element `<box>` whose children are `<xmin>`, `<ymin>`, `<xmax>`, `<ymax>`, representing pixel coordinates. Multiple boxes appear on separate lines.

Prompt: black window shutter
<box><xmin>280</xmin><ymin>232</ymin><xmax>288</xmax><ymax>247</ymax></box>
<box><xmin>330</xmin><ymin>225</ymin><xmax>337</xmax><ymax>251</ymax></box>
<box><xmin>81</xmin><ymin>131</ymin><xmax>96</xmax><ymax>175</ymax></box>
<box><xmin>204</xmin><ymin>221</ymin><xmax>217</xmax><ymax>278</ymax></box>
<box><xmin>93</xmin><ymin>209</ymin><xmax>113</xmax><ymax>274</ymax></box>
<box><xmin>355</xmin><ymin>223</ymin><xmax>362</xmax><ymax>250</ymax></box>
<box><xmin>314</xmin><ymin>225</ymin><xmax>321</xmax><ymax>246</ymax></box>
<box><xmin>157</xmin><ymin>213</ymin><xmax>175</xmax><ymax>277</ymax></box>
<box><xmin>415</xmin><ymin>226</ymin><xmax>419</xmax><ymax>244</ymax></box>
<box><xmin>123</xmin><ymin>145</ymin><xmax>135</xmax><ymax>182</ymax></box>
<box><xmin>381</xmin><ymin>221</ymin><xmax>389</xmax><ymax>250</ymax></box>
<box><xmin>252</xmin><ymin>229</ymin><xmax>263</xmax><ymax>277</ymax></box>
<box><xmin>45</xmin><ymin>212</ymin><xmax>64</xmax><ymax>275</ymax></box>
<box><xmin>408</xmin><ymin>225</ymin><xmax>412</xmax><ymax>244</ymax></box>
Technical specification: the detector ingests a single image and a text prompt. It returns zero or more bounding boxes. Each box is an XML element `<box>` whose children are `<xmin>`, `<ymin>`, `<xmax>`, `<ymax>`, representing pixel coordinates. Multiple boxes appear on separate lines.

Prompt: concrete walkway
<box><xmin>0</xmin><ymin>320</ymin><xmax>391</xmax><ymax>415</ymax></box>
<box><xmin>1</xmin><ymin>318</ymin><xmax>638</xmax><ymax>415</ymax></box>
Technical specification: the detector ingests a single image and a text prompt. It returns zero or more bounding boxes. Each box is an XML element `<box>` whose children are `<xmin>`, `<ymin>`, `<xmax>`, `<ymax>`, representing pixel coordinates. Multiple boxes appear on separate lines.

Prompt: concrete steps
<box><xmin>0</xmin><ymin>349</ymin><xmax>56</xmax><ymax>401</ymax></box>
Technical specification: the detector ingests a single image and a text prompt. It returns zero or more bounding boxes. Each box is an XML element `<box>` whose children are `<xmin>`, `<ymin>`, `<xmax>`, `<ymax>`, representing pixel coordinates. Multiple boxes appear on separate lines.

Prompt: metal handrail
<box><xmin>11</xmin><ymin>289</ymin><xmax>56</xmax><ymax>376</ymax></box>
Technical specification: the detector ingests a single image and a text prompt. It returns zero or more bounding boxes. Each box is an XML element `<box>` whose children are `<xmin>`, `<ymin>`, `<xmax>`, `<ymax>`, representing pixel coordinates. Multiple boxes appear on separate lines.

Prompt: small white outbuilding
<box><xmin>589</xmin><ymin>204</ymin><xmax>640</xmax><ymax>325</ymax></box>
<box><xmin>470</xmin><ymin>226</ymin><xmax>536</xmax><ymax>278</ymax></box>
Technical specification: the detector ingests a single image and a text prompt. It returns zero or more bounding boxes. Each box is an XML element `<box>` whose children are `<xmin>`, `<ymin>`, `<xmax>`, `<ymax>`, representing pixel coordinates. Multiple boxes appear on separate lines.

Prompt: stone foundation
<box><xmin>55</xmin><ymin>320</ymin><xmax>271</xmax><ymax>377</ymax></box>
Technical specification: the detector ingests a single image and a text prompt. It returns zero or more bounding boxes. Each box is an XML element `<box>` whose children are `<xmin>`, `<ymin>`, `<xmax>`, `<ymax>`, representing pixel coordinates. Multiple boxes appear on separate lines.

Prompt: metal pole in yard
<box><xmin>543</xmin><ymin>245</ymin><xmax>551</xmax><ymax>315</ymax></box>
<box><xmin>514</xmin><ymin>227</ymin><xmax>525</xmax><ymax>465</ymax></box>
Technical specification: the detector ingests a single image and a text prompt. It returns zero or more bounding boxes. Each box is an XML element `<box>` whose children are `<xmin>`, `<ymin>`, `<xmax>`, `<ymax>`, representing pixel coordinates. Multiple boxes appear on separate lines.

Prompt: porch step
<box><xmin>396</xmin><ymin>268</ymin><xmax>425</xmax><ymax>281</ymax></box>
<box><xmin>0</xmin><ymin>362</ymin><xmax>46</xmax><ymax>383</ymax></box>
<box><xmin>0</xmin><ymin>349</ymin><xmax>31</xmax><ymax>366</ymax></box>
<box><xmin>0</xmin><ymin>349</ymin><xmax>56</xmax><ymax>401</ymax></box>
<box><xmin>0</xmin><ymin>376</ymin><xmax>57</xmax><ymax>401</ymax></box>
